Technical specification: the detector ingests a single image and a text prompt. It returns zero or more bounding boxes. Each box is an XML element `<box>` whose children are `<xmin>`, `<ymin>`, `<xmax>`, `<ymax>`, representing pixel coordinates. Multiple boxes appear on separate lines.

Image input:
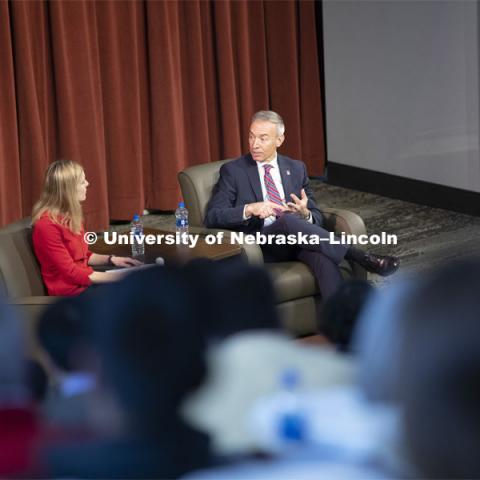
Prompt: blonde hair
<box><xmin>32</xmin><ymin>160</ymin><xmax>85</xmax><ymax>234</ymax></box>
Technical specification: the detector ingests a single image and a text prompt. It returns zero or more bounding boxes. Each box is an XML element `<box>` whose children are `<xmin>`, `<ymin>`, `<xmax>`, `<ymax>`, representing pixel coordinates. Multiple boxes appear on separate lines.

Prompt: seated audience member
<box><xmin>0</xmin><ymin>303</ymin><xmax>44</xmax><ymax>477</ymax></box>
<box><xmin>320</xmin><ymin>279</ymin><xmax>373</xmax><ymax>352</ymax></box>
<box><xmin>338</xmin><ymin>277</ymin><xmax>424</xmax><ymax>479</ymax></box>
<box><xmin>354</xmin><ymin>278</ymin><xmax>418</xmax><ymax>404</ymax></box>
<box><xmin>182</xmin><ymin>260</ymin><xmax>354</xmax><ymax>457</ymax></box>
<box><xmin>183</xmin><ymin>263</ymin><xmax>403</xmax><ymax>480</ymax></box>
<box><xmin>37</xmin><ymin>293</ymin><xmax>100</xmax><ymax>428</ymax></box>
<box><xmin>354</xmin><ymin>260</ymin><xmax>480</xmax><ymax>478</ymax></box>
<box><xmin>43</xmin><ymin>266</ymin><xmax>212</xmax><ymax>479</ymax></box>
<box><xmin>32</xmin><ymin>160</ymin><xmax>141</xmax><ymax>296</ymax></box>
<box><xmin>392</xmin><ymin>259</ymin><xmax>480</xmax><ymax>479</ymax></box>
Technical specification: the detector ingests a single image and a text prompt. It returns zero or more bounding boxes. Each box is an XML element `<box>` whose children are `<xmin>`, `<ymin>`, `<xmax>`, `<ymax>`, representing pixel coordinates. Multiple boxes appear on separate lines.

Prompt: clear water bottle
<box><xmin>175</xmin><ymin>202</ymin><xmax>189</xmax><ymax>245</ymax></box>
<box><xmin>131</xmin><ymin>214</ymin><xmax>145</xmax><ymax>259</ymax></box>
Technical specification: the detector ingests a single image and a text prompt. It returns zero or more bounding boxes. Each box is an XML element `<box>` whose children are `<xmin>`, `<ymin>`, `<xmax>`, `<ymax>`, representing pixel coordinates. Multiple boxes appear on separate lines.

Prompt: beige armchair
<box><xmin>178</xmin><ymin>160</ymin><xmax>367</xmax><ymax>336</ymax></box>
<box><xmin>0</xmin><ymin>217</ymin><xmax>58</xmax><ymax>359</ymax></box>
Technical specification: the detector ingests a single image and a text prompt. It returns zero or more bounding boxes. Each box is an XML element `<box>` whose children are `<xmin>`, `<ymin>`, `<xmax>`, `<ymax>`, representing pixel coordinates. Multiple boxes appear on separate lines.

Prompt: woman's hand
<box><xmin>111</xmin><ymin>256</ymin><xmax>143</xmax><ymax>268</ymax></box>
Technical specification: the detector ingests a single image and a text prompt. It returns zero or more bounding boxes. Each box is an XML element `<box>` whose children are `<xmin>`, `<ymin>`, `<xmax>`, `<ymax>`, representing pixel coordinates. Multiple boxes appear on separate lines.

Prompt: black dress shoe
<box><xmin>360</xmin><ymin>253</ymin><xmax>400</xmax><ymax>276</ymax></box>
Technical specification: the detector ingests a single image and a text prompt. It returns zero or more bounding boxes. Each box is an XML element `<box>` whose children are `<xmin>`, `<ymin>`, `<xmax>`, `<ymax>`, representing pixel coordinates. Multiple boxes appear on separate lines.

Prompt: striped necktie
<box><xmin>263</xmin><ymin>164</ymin><xmax>284</xmax><ymax>206</ymax></box>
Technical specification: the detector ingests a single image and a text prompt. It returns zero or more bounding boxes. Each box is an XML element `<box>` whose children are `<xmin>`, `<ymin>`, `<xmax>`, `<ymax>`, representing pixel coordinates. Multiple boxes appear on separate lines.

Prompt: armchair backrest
<box><xmin>178</xmin><ymin>159</ymin><xmax>232</xmax><ymax>227</ymax></box>
<box><xmin>0</xmin><ymin>218</ymin><xmax>47</xmax><ymax>297</ymax></box>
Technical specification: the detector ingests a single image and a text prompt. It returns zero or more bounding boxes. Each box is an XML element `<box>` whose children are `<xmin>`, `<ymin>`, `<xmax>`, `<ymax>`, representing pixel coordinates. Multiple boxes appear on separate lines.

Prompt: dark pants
<box><xmin>260</xmin><ymin>214</ymin><xmax>349</xmax><ymax>300</ymax></box>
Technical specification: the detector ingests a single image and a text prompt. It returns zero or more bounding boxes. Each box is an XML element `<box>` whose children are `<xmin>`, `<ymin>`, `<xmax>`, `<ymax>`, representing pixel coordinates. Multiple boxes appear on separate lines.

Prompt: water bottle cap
<box><xmin>133</xmin><ymin>214</ymin><xmax>140</xmax><ymax>221</ymax></box>
<box><xmin>178</xmin><ymin>202</ymin><xmax>185</xmax><ymax>208</ymax></box>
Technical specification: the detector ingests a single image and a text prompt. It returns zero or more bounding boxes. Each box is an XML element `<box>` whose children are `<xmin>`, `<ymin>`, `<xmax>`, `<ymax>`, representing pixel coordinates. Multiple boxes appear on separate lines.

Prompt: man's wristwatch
<box><xmin>107</xmin><ymin>255</ymin><xmax>115</xmax><ymax>266</ymax></box>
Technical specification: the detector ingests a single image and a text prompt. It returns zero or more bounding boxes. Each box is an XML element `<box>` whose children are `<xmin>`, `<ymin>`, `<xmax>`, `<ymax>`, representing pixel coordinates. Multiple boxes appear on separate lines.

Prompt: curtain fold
<box><xmin>48</xmin><ymin>0</ymin><xmax>109</xmax><ymax>229</ymax></box>
<box><xmin>10</xmin><ymin>0</ymin><xmax>55</xmax><ymax>213</ymax></box>
<box><xmin>0</xmin><ymin>0</ymin><xmax>325</xmax><ymax>231</ymax></box>
<box><xmin>298</xmin><ymin>0</ymin><xmax>325</xmax><ymax>177</ymax></box>
<box><xmin>96</xmin><ymin>0</ymin><xmax>148</xmax><ymax>221</ymax></box>
<box><xmin>0</xmin><ymin>1</ymin><xmax>23</xmax><ymax>225</ymax></box>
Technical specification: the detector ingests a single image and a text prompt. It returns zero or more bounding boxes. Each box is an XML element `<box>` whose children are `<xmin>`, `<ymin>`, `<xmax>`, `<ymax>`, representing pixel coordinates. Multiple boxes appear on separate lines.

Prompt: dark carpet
<box><xmin>311</xmin><ymin>182</ymin><xmax>480</xmax><ymax>285</ymax></box>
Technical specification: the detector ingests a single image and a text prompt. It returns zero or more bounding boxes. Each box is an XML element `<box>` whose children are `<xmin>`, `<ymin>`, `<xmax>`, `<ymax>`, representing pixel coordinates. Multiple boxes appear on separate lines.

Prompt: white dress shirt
<box><xmin>244</xmin><ymin>154</ymin><xmax>312</xmax><ymax>225</ymax></box>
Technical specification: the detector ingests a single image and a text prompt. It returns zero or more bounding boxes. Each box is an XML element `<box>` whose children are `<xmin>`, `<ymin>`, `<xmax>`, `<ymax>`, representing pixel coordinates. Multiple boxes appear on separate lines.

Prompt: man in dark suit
<box><xmin>205</xmin><ymin>110</ymin><xmax>399</xmax><ymax>299</ymax></box>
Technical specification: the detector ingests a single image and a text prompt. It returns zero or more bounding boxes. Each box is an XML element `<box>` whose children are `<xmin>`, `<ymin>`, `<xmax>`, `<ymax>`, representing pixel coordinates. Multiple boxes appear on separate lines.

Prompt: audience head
<box><xmin>321</xmin><ymin>279</ymin><xmax>373</xmax><ymax>352</ymax></box>
<box><xmin>356</xmin><ymin>259</ymin><xmax>480</xmax><ymax>478</ymax></box>
<box><xmin>43</xmin><ymin>270</ymin><xmax>212</xmax><ymax>480</ymax></box>
<box><xmin>394</xmin><ymin>259</ymin><xmax>480</xmax><ymax>478</ymax></box>
<box><xmin>183</xmin><ymin>258</ymin><xmax>280</xmax><ymax>341</ymax></box>
<box><xmin>354</xmin><ymin>277</ymin><xmax>418</xmax><ymax>403</ymax></box>
<box><xmin>90</xmin><ymin>265</ymin><xmax>207</xmax><ymax>437</ymax></box>
<box><xmin>32</xmin><ymin>159</ymin><xmax>87</xmax><ymax>233</ymax></box>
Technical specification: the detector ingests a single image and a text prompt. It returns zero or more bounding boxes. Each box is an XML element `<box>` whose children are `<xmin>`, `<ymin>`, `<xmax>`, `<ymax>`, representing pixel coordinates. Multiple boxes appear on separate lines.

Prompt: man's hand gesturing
<box><xmin>246</xmin><ymin>201</ymin><xmax>287</xmax><ymax>219</ymax></box>
<box><xmin>287</xmin><ymin>189</ymin><xmax>310</xmax><ymax>219</ymax></box>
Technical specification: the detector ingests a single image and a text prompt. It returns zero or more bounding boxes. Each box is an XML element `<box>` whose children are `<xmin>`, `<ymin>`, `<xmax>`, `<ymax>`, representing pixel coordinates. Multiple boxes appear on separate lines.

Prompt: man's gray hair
<box><xmin>251</xmin><ymin>110</ymin><xmax>285</xmax><ymax>136</ymax></box>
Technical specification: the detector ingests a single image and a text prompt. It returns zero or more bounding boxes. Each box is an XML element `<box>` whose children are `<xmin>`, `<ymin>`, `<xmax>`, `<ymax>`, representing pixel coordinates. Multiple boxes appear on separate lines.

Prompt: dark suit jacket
<box><xmin>205</xmin><ymin>153</ymin><xmax>323</xmax><ymax>233</ymax></box>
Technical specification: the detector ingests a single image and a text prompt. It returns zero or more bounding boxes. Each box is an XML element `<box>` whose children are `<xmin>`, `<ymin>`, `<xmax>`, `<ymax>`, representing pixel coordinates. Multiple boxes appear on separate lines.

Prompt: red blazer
<box><xmin>32</xmin><ymin>213</ymin><xmax>94</xmax><ymax>296</ymax></box>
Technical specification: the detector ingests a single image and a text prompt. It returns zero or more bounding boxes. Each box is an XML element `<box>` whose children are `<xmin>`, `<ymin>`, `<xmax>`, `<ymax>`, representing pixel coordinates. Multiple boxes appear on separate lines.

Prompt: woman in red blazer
<box><xmin>32</xmin><ymin>160</ymin><xmax>141</xmax><ymax>296</ymax></box>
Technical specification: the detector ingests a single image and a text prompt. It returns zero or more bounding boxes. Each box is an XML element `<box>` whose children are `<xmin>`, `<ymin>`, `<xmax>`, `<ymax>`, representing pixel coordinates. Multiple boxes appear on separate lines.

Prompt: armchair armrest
<box><xmin>188</xmin><ymin>227</ymin><xmax>264</xmax><ymax>265</ymax></box>
<box><xmin>5</xmin><ymin>296</ymin><xmax>59</xmax><ymax>335</ymax></box>
<box><xmin>320</xmin><ymin>208</ymin><xmax>367</xmax><ymax>236</ymax></box>
<box><xmin>5</xmin><ymin>296</ymin><xmax>60</xmax><ymax>306</ymax></box>
<box><xmin>5</xmin><ymin>296</ymin><xmax>59</xmax><ymax>320</ymax></box>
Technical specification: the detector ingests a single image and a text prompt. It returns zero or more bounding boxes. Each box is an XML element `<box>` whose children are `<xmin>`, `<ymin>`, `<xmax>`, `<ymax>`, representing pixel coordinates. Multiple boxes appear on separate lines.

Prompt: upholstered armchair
<box><xmin>178</xmin><ymin>160</ymin><xmax>367</xmax><ymax>336</ymax></box>
<box><xmin>0</xmin><ymin>217</ymin><xmax>57</xmax><ymax>359</ymax></box>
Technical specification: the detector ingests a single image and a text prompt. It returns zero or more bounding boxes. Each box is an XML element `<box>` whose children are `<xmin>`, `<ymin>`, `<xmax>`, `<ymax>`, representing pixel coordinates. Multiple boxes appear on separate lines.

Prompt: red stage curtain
<box><xmin>0</xmin><ymin>0</ymin><xmax>325</xmax><ymax>231</ymax></box>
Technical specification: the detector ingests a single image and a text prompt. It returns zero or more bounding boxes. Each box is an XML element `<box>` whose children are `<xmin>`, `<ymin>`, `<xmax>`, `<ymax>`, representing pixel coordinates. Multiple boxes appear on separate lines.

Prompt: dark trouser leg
<box><xmin>261</xmin><ymin>214</ymin><xmax>348</xmax><ymax>265</ymax></box>
<box><xmin>296</xmin><ymin>249</ymin><xmax>344</xmax><ymax>301</ymax></box>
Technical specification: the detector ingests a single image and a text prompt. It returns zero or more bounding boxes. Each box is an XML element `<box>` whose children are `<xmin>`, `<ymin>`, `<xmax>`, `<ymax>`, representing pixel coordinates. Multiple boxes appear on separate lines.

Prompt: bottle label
<box><xmin>176</xmin><ymin>219</ymin><xmax>188</xmax><ymax>228</ymax></box>
<box><xmin>133</xmin><ymin>227</ymin><xmax>144</xmax><ymax>242</ymax></box>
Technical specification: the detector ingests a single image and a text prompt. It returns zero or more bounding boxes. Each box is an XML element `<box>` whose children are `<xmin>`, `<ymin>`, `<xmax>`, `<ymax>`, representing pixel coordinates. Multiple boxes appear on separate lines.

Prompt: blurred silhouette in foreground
<box><xmin>320</xmin><ymin>279</ymin><xmax>373</xmax><ymax>352</ymax></box>
<box><xmin>395</xmin><ymin>259</ymin><xmax>480</xmax><ymax>479</ymax></box>
<box><xmin>182</xmin><ymin>259</ymin><xmax>354</xmax><ymax>457</ymax></box>
<box><xmin>0</xmin><ymin>303</ymin><xmax>43</xmax><ymax>476</ymax></box>
<box><xmin>37</xmin><ymin>293</ymin><xmax>98</xmax><ymax>428</ymax></box>
<box><xmin>187</xmin><ymin>258</ymin><xmax>480</xmax><ymax>479</ymax></box>
<box><xmin>356</xmin><ymin>258</ymin><xmax>480</xmax><ymax>478</ymax></box>
<box><xmin>44</xmin><ymin>266</ymin><xmax>212</xmax><ymax>479</ymax></box>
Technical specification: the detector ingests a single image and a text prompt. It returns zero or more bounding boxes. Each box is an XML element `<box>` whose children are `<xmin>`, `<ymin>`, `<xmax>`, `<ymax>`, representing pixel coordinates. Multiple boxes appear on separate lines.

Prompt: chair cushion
<box><xmin>266</xmin><ymin>258</ymin><xmax>356</xmax><ymax>304</ymax></box>
<box><xmin>265</xmin><ymin>261</ymin><xmax>318</xmax><ymax>303</ymax></box>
